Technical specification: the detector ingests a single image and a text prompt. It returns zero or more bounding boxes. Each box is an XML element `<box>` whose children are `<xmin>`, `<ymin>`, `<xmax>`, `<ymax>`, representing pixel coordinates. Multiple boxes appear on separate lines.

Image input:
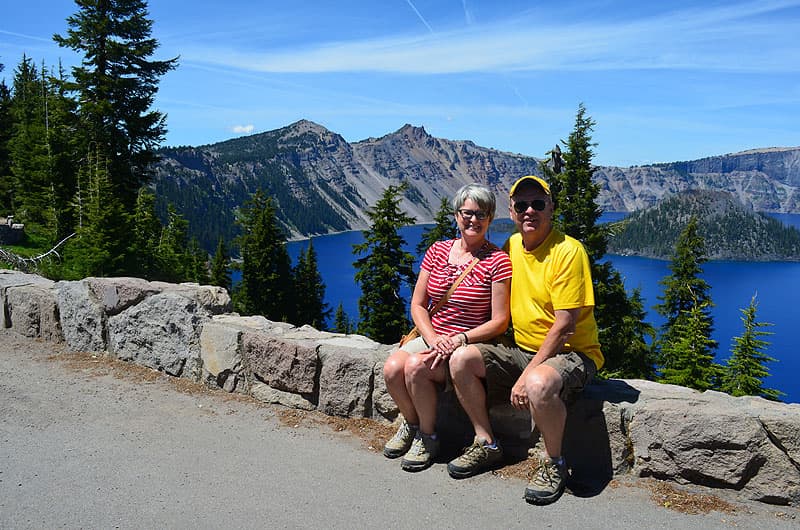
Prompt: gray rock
<box><xmin>5</xmin><ymin>283</ymin><xmax>61</xmax><ymax>341</ymax></box>
<box><xmin>317</xmin><ymin>343</ymin><xmax>379</xmax><ymax>418</ymax></box>
<box><xmin>241</xmin><ymin>331</ymin><xmax>318</xmax><ymax>394</ymax></box>
<box><xmin>108</xmin><ymin>292</ymin><xmax>207</xmax><ymax>377</ymax></box>
<box><xmin>199</xmin><ymin>319</ymin><xmax>244</xmax><ymax>392</ymax></box>
<box><xmin>0</xmin><ymin>270</ymin><xmax>54</xmax><ymax>330</ymax></box>
<box><xmin>55</xmin><ymin>280</ymin><xmax>108</xmax><ymax>352</ymax></box>
<box><xmin>250</xmin><ymin>381</ymin><xmax>315</xmax><ymax>410</ymax></box>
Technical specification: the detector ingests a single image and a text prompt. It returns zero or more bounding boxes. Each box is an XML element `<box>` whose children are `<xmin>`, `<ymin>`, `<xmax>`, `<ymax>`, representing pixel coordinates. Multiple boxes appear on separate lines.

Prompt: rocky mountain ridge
<box><xmin>151</xmin><ymin>120</ymin><xmax>800</xmax><ymax>250</ymax></box>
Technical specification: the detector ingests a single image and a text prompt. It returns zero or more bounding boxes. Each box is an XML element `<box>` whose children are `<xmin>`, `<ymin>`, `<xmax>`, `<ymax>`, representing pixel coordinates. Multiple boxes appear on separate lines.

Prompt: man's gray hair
<box><xmin>452</xmin><ymin>184</ymin><xmax>497</xmax><ymax>220</ymax></box>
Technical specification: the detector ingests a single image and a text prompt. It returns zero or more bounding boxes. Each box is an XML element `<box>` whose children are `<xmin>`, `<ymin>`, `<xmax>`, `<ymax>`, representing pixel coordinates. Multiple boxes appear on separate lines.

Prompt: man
<box><xmin>447</xmin><ymin>175</ymin><xmax>603</xmax><ymax>505</ymax></box>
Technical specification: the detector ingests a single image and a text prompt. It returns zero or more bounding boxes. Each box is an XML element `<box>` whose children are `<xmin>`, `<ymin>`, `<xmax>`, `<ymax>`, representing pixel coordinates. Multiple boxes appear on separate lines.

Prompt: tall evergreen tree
<box><xmin>234</xmin><ymin>190</ymin><xmax>294</xmax><ymax>321</ymax></box>
<box><xmin>54</xmin><ymin>0</ymin><xmax>178</xmax><ymax>211</ymax></box>
<box><xmin>209</xmin><ymin>236</ymin><xmax>232</xmax><ymax>293</ymax></box>
<box><xmin>656</xmin><ymin>216</ymin><xmax>717</xmax><ymax>386</ymax></box>
<box><xmin>293</xmin><ymin>239</ymin><xmax>330</xmax><ymax>329</ymax></box>
<box><xmin>185</xmin><ymin>236</ymin><xmax>209</xmax><ymax>284</ymax></box>
<box><xmin>332</xmin><ymin>302</ymin><xmax>352</xmax><ymax>334</ymax></box>
<box><xmin>655</xmin><ymin>216</ymin><xmax>714</xmax><ymax>340</ymax></box>
<box><xmin>720</xmin><ymin>295</ymin><xmax>782</xmax><ymax>400</ymax></box>
<box><xmin>659</xmin><ymin>301</ymin><xmax>720</xmax><ymax>391</ymax></box>
<box><xmin>0</xmin><ymin>61</ymin><xmax>13</xmax><ymax>212</ymax></box>
<box><xmin>129</xmin><ymin>186</ymin><xmax>161</xmax><ymax>278</ymax></box>
<box><xmin>8</xmin><ymin>56</ymin><xmax>56</xmax><ymax>240</ymax></box>
<box><xmin>353</xmin><ymin>183</ymin><xmax>416</xmax><ymax>344</ymax></box>
<box><xmin>62</xmin><ymin>148</ymin><xmax>128</xmax><ymax>278</ymax></box>
<box><xmin>548</xmin><ymin>103</ymin><xmax>655</xmax><ymax>378</ymax></box>
<box><xmin>155</xmin><ymin>204</ymin><xmax>190</xmax><ymax>282</ymax></box>
<box><xmin>416</xmin><ymin>196</ymin><xmax>457</xmax><ymax>256</ymax></box>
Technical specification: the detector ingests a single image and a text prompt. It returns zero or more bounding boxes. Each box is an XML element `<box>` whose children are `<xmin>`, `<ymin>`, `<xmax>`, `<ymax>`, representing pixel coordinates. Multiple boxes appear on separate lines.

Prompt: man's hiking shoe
<box><xmin>447</xmin><ymin>436</ymin><xmax>503</xmax><ymax>478</ymax></box>
<box><xmin>383</xmin><ymin>420</ymin><xmax>417</xmax><ymax>459</ymax></box>
<box><xmin>400</xmin><ymin>432</ymin><xmax>439</xmax><ymax>471</ymax></box>
<box><xmin>525</xmin><ymin>457</ymin><xmax>567</xmax><ymax>505</ymax></box>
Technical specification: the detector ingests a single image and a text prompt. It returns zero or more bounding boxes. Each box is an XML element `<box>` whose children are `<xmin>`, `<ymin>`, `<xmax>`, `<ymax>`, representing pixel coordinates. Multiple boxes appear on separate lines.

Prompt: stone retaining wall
<box><xmin>1</xmin><ymin>269</ymin><xmax>799</xmax><ymax>505</ymax></box>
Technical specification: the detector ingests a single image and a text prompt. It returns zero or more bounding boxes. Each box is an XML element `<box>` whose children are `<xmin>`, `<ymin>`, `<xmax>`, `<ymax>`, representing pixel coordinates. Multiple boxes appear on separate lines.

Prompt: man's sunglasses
<box><xmin>512</xmin><ymin>199</ymin><xmax>548</xmax><ymax>213</ymax></box>
<box><xmin>457</xmin><ymin>209</ymin><xmax>489</xmax><ymax>220</ymax></box>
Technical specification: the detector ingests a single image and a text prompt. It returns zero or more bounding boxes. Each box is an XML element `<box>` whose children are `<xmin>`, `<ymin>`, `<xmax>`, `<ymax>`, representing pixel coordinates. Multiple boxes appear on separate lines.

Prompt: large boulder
<box><xmin>5</xmin><ymin>282</ymin><xmax>61</xmax><ymax>341</ymax></box>
<box><xmin>107</xmin><ymin>291</ymin><xmax>208</xmax><ymax>378</ymax></box>
<box><xmin>0</xmin><ymin>270</ymin><xmax>54</xmax><ymax>331</ymax></box>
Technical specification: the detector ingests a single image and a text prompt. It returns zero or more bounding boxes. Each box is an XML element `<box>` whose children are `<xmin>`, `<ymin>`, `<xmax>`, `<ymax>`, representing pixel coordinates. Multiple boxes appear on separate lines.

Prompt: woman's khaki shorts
<box><xmin>476</xmin><ymin>340</ymin><xmax>596</xmax><ymax>404</ymax></box>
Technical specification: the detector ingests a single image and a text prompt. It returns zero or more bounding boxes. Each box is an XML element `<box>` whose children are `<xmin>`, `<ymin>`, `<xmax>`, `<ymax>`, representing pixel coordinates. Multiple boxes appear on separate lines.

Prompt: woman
<box><xmin>382</xmin><ymin>183</ymin><xmax>512</xmax><ymax>472</ymax></box>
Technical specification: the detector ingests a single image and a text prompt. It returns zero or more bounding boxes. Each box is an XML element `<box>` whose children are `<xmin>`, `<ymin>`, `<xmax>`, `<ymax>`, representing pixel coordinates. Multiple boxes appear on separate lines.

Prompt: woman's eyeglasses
<box><xmin>512</xmin><ymin>199</ymin><xmax>548</xmax><ymax>213</ymax></box>
<box><xmin>457</xmin><ymin>209</ymin><xmax>489</xmax><ymax>220</ymax></box>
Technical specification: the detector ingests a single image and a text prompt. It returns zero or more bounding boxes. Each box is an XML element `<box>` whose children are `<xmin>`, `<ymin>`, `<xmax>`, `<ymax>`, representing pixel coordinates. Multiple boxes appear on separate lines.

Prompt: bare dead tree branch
<box><xmin>0</xmin><ymin>233</ymin><xmax>76</xmax><ymax>272</ymax></box>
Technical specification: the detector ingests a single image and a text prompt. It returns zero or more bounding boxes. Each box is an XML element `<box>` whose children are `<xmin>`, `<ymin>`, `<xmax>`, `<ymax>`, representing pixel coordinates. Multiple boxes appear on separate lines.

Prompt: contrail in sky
<box><xmin>405</xmin><ymin>0</ymin><xmax>435</xmax><ymax>34</ymax></box>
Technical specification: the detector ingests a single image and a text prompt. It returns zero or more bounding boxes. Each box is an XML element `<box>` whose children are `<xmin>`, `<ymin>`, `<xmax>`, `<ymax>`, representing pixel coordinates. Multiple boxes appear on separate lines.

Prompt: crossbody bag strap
<box><xmin>428</xmin><ymin>256</ymin><xmax>480</xmax><ymax>318</ymax></box>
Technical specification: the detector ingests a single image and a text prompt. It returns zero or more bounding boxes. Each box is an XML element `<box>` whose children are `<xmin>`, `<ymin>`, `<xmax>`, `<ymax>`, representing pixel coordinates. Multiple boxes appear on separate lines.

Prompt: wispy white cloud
<box><xmin>180</xmin><ymin>0</ymin><xmax>800</xmax><ymax>75</ymax></box>
<box><xmin>404</xmin><ymin>0</ymin><xmax>435</xmax><ymax>34</ymax></box>
<box><xmin>232</xmin><ymin>124</ymin><xmax>255</xmax><ymax>134</ymax></box>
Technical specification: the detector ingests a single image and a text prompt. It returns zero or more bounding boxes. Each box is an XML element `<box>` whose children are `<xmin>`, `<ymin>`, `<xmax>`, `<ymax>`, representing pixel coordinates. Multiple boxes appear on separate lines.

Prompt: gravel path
<box><xmin>1</xmin><ymin>329</ymin><xmax>797</xmax><ymax>529</ymax></box>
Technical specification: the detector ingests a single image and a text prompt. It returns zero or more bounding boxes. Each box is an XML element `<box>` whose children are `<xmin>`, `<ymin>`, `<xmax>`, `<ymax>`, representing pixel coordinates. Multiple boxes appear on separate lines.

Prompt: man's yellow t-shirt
<box><xmin>505</xmin><ymin>230</ymin><xmax>604</xmax><ymax>370</ymax></box>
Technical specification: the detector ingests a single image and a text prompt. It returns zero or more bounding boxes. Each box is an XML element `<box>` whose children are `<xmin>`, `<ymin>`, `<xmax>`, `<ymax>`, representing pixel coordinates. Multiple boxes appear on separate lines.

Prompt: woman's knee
<box><xmin>449</xmin><ymin>345</ymin><xmax>483</xmax><ymax>377</ymax></box>
<box><xmin>383</xmin><ymin>350</ymin><xmax>408</xmax><ymax>383</ymax></box>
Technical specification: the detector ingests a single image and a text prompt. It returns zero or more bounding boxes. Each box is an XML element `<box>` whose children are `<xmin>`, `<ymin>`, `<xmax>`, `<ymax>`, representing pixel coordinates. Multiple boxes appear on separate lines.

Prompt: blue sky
<box><xmin>1</xmin><ymin>0</ymin><xmax>798</xmax><ymax>166</ymax></box>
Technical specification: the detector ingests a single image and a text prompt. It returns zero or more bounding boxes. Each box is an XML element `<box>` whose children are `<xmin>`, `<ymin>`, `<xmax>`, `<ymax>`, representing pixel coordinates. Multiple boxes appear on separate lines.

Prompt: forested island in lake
<box><xmin>605</xmin><ymin>190</ymin><xmax>800</xmax><ymax>261</ymax></box>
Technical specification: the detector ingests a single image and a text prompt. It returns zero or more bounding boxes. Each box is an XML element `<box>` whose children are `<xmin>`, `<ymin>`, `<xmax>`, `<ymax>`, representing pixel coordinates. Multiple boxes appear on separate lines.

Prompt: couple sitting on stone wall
<box><xmin>382</xmin><ymin>177</ymin><xmax>603</xmax><ymax>506</ymax></box>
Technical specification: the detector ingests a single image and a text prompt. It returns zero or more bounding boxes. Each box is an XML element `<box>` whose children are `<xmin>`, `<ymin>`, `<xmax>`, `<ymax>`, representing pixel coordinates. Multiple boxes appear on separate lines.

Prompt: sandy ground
<box><xmin>1</xmin><ymin>329</ymin><xmax>798</xmax><ymax>529</ymax></box>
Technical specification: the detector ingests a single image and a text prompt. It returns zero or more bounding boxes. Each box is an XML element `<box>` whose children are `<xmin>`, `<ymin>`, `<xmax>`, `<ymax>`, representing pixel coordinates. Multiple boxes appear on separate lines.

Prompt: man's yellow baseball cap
<box><xmin>509</xmin><ymin>175</ymin><xmax>550</xmax><ymax>197</ymax></box>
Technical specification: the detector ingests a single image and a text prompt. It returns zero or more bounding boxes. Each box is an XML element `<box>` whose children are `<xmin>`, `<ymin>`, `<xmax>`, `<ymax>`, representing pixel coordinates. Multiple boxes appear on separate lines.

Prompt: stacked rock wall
<box><xmin>1</xmin><ymin>269</ymin><xmax>798</xmax><ymax>505</ymax></box>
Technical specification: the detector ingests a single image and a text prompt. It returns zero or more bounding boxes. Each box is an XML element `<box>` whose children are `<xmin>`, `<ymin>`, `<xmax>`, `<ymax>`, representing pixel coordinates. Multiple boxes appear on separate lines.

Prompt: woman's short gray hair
<box><xmin>452</xmin><ymin>184</ymin><xmax>497</xmax><ymax>220</ymax></box>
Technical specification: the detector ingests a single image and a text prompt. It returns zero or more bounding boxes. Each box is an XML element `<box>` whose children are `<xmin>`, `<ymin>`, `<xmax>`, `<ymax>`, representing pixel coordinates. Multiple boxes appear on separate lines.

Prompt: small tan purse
<box><xmin>399</xmin><ymin>256</ymin><xmax>479</xmax><ymax>346</ymax></box>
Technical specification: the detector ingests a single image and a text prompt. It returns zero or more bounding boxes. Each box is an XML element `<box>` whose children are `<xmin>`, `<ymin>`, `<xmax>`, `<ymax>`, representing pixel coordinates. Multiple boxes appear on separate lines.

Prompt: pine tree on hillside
<box><xmin>185</xmin><ymin>237</ymin><xmax>210</xmax><ymax>284</ymax></box>
<box><xmin>332</xmin><ymin>303</ymin><xmax>352</xmax><ymax>334</ymax></box>
<box><xmin>659</xmin><ymin>301</ymin><xmax>720</xmax><ymax>391</ymax></box>
<box><xmin>156</xmin><ymin>204</ymin><xmax>190</xmax><ymax>283</ymax></box>
<box><xmin>8</xmin><ymin>56</ymin><xmax>57</xmax><ymax>241</ymax></box>
<box><xmin>293</xmin><ymin>239</ymin><xmax>330</xmax><ymax>329</ymax></box>
<box><xmin>0</xmin><ymin>61</ymin><xmax>13</xmax><ymax>212</ymax></box>
<box><xmin>656</xmin><ymin>216</ymin><xmax>717</xmax><ymax>387</ymax></box>
<box><xmin>129</xmin><ymin>186</ymin><xmax>161</xmax><ymax>279</ymax></box>
<box><xmin>548</xmin><ymin>103</ymin><xmax>655</xmax><ymax>378</ymax></box>
<box><xmin>209</xmin><ymin>237</ymin><xmax>232</xmax><ymax>293</ymax></box>
<box><xmin>62</xmin><ymin>149</ymin><xmax>128</xmax><ymax>278</ymax></box>
<box><xmin>720</xmin><ymin>295</ymin><xmax>782</xmax><ymax>401</ymax></box>
<box><xmin>655</xmin><ymin>216</ymin><xmax>714</xmax><ymax>340</ymax></box>
<box><xmin>234</xmin><ymin>190</ymin><xmax>294</xmax><ymax>322</ymax></box>
<box><xmin>353</xmin><ymin>183</ymin><xmax>416</xmax><ymax>344</ymax></box>
<box><xmin>416</xmin><ymin>196</ymin><xmax>457</xmax><ymax>256</ymax></box>
<box><xmin>54</xmin><ymin>0</ymin><xmax>178</xmax><ymax>212</ymax></box>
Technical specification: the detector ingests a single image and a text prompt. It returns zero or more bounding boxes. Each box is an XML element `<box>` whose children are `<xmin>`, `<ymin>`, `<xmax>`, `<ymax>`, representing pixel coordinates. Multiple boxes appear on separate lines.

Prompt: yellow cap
<box><xmin>509</xmin><ymin>175</ymin><xmax>550</xmax><ymax>197</ymax></box>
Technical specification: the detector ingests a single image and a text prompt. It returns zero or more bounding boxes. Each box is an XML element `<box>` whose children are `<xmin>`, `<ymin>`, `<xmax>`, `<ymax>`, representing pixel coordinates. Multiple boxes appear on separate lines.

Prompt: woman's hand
<box><xmin>427</xmin><ymin>333</ymin><xmax>467</xmax><ymax>369</ymax></box>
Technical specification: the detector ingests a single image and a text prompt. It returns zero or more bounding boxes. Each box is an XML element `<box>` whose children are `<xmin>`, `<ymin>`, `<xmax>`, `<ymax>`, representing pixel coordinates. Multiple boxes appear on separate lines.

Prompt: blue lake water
<box><xmin>279</xmin><ymin>214</ymin><xmax>800</xmax><ymax>403</ymax></box>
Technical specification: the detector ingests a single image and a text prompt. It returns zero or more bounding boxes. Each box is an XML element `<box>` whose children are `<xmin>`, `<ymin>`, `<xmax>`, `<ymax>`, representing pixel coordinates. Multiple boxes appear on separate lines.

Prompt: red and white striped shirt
<box><xmin>421</xmin><ymin>239</ymin><xmax>512</xmax><ymax>336</ymax></box>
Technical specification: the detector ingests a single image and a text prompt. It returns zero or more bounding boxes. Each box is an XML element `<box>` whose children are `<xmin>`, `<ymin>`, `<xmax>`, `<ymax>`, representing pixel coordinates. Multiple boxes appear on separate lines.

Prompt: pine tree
<box><xmin>656</xmin><ymin>216</ymin><xmax>717</xmax><ymax>388</ymax></box>
<box><xmin>416</xmin><ymin>196</ymin><xmax>457</xmax><ymax>256</ymax></box>
<box><xmin>209</xmin><ymin>236</ymin><xmax>232</xmax><ymax>293</ymax></box>
<box><xmin>54</xmin><ymin>0</ymin><xmax>178</xmax><ymax>212</ymax></box>
<box><xmin>549</xmin><ymin>103</ymin><xmax>655</xmax><ymax>378</ymax></box>
<box><xmin>659</xmin><ymin>302</ymin><xmax>720</xmax><ymax>391</ymax></box>
<box><xmin>185</xmin><ymin>237</ymin><xmax>209</xmax><ymax>284</ymax></box>
<box><xmin>0</xmin><ymin>61</ymin><xmax>13</xmax><ymax>212</ymax></box>
<box><xmin>720</xmin><ymin>295</ymin><xmax>782</xmax><ymax>400</ymax></box>
<box><xmin>129</xmin><ymin>186</ymin><xmax>161</xmax><ymax>279</ymax></box>
<box><xmin>62</xmin><ymin>148</ymin><xmax>128</xmax><ymax>278</ymax></box>
<box><xmin>8</xmin><ymin>56</ymin><xmax>57</xmax><ymax>241</ymax></box>
<box><xmin>656</xmin><ymin>216</ymin><xmax>714</xmax><ymax>341</ymax></box>
<box><xmin>332</xmin><ymin>302</ymin><xmax>352</xmax><ymax>334</ymax></box>
<box><xmin>156</xmin><ymin>204</ymin><xmax>190</xmax><ymax>282</ymax></box>
<box><xmin>353</xmin><ymin>183</ymin><xmax>416</xmax><ymax>344</ymax></box>
<box><xmin>234</xmin><ymin>190</ymin><xmax>294</xmax><ymax>321</ymax></box>
<box><xmin>292</xmin><ymin>239</ymin><xmax>330</xmax><ymax>329</ymax></box>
